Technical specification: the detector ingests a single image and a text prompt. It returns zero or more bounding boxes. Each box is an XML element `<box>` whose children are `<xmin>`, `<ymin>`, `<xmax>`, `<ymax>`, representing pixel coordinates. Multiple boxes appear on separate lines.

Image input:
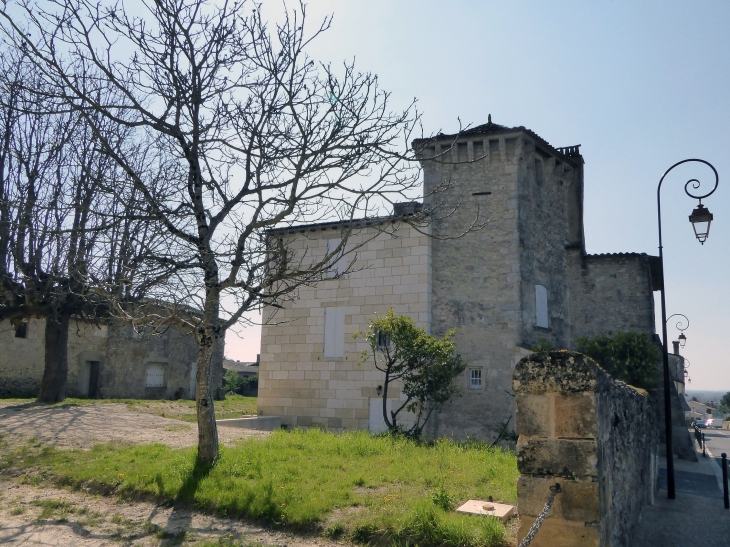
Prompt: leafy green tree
<box><xmin>223</xmin><ymin>370</ymin><xmax>244</xmax><ymax>394</ymax></box>
<box><xmin>358</xmin><ymin>310</ymin><xmax>465</xmax><ymax>437</ymax></box>
<box><xmin>576</xmin><ymin>331</ymin><xmax>660</xmax><ymax>390</ymax></box>
<box><xmin>719</xmin><ymin>392</ymin><xmax>730</xmax><ymax>414</ymax></box>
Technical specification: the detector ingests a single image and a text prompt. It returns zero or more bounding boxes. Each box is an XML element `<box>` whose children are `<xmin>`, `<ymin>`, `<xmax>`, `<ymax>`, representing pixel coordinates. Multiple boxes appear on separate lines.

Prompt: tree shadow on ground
<box><xmin>176</xmin><ymin>458</ymin><xmax>214</xmax><ymax>501</ymax></box>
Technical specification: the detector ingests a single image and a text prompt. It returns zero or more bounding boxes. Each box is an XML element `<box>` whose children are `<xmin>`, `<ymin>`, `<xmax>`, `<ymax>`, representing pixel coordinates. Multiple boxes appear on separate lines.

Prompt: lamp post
<box><xmin>657</xmin><ymin>159</ymin><xmax>718</xmax><ymax>500</ymax></box>
<box><xmin>666</xmin><ymin>313</ymin><xmax>690</xmax><ymax>348</ymax></box>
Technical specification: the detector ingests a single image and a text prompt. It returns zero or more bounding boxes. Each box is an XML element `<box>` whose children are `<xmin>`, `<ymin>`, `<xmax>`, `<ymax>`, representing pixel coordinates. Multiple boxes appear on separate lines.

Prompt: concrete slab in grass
<box><xmin>216</xmin><ymin>416</ymin><xmax>281</xmax><ymax>430</ymax></box>
<box><xmin>455</xmin><ymin>500</ymin><xmax>515</xmax><ymax>522</ymax></box>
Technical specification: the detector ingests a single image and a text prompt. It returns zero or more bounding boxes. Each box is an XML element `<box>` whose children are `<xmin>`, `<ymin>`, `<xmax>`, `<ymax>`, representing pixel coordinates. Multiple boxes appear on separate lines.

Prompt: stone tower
<box><xmin>414</xmin><ymin>119</ymin><xmax>598</xmax><ymax>439</ymax></box>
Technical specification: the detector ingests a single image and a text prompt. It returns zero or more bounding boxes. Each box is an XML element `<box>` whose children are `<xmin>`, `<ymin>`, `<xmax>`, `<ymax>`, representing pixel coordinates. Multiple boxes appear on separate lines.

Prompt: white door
<box><xmin>368</xmin><ymin>397</ymin><xmax>393</xmax><ymax>433</ymax></box>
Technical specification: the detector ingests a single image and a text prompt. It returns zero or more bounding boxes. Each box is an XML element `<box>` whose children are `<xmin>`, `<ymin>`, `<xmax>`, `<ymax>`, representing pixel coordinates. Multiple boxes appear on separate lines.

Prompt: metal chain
<box><xmin>518</xmin><ymin>483</ymin><xmax>562</xmax><ymax>547</ymax></box>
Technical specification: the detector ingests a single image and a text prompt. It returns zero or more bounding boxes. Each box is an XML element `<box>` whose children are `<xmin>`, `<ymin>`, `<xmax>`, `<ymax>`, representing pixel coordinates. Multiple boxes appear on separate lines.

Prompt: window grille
<box><xmin>469</xmin><ymin>368</ymin><xmax>482</xmax><ymax>389</ymax></box>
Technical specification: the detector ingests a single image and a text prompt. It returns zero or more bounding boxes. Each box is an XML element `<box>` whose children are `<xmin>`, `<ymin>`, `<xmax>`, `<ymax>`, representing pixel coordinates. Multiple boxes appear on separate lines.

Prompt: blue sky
<box><xmin>227</xmin><ymin>1</ymin><xmax>730</xmax><ymax>391</ymax></box>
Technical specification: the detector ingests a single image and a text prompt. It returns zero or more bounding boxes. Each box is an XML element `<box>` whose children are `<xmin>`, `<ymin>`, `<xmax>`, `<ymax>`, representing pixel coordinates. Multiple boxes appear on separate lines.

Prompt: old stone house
<box><xmin>0</xmin><ymin>317</ymin><xmax>225</xmax><ymax>400</ymax></box>
<box><xmin>257</xmin><ymin>119</ymin><xmax>660</xmax><ymax>439</ymax></box>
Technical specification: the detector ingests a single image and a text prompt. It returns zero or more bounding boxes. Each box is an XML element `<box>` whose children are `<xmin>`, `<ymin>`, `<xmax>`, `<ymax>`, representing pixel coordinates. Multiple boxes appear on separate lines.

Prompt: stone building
<box><xmin>0</xmin><ymin>317</ymin><xmax>225</xmax><ymax>400</ymax></box>
<box><xmin>257</xmin><ymin>119</ymin><xmax>660</xmax><ymax>439</ymax></box>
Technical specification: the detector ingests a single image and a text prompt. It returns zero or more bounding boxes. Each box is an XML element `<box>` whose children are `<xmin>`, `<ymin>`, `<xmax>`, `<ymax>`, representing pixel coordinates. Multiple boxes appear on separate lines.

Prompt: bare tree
<box><xmin>0</xmin><ymin>0</ymin><xmax>431</xmax><ymax>463</ymax></box>
<box><xmin>0</xmin><ymin>47</ymin><xmax>167</xmax><ymax>402</ymax></box>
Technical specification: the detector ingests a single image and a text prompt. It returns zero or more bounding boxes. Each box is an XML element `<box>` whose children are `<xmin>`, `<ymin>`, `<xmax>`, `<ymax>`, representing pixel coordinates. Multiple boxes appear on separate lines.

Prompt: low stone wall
<box><xmin>514</xmin><ymin>351</ymin><xmax>657</xmax><ymax>547</ymax></box>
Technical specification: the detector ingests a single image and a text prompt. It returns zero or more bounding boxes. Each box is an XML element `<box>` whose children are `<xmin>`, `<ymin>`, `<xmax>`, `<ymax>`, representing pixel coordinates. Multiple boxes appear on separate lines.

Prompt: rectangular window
<box><xmin>14</xmin><ymin>323</ymin><xmax>27</xmax><ymax>338</ymax></box>
<box><xmin>535</xmin><ymin>285</ymin><xmax>549</xmax><ymax>328</ymax></box>
<box><xmin>323</xmin><ymin>307</ymin><xmax>346</xmax><ymax>358</ymax></box>
<box><xmin>376</xmin><ymin>331</ymin><xmax>390</xmax><ymax>350</ymax></box>
<box><xmin>469</xmin><ymin>369</ymin><xmax>482</xmax><ymax>389</ymax></box>
<box><xmin>145</xmin><ymin>363</ymin><xmax>166</xmax><ymax>388</ymax></box>
<box><xmin>326</xmin><ymin>239</ymin><xmax>346</xmax><ymax>278</ymax></box>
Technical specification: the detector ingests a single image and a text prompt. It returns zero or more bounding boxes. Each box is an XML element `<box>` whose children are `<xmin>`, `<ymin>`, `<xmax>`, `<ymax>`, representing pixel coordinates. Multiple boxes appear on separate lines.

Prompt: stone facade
<box><xmin>567</xmin><ymin>252</ymin><xmax>659</xmax><ymax>341</ymax></box>
<box><xmin>0</xmin><ymin>318</ymin><xmax>224</xmax><ymax>400</ymax></box>
<box><xmin>514</xmin><ymin>351</ymin><xmax>657</xmax><ymax>547</ymax></box>
<box><xmin>257</xmin><ymin>222</ymin><xmax>430</xmax><ymax>430</ymax></box>
<box><xmin>258</xmin><ymin>119</ymin><xmax>659</xmax><ymax>439</ymax></box>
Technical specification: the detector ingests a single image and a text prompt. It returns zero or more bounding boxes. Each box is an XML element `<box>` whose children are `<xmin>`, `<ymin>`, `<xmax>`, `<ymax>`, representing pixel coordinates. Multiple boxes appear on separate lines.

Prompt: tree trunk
<box><xmin>196</xmin><ymin>295</ymin><xmax>221</xmax><ymax>465</ymax></box>
<box><xmin>37</xmin><ymin>314</ymin><xmax>70</xmax><ymax>403</ymax></box>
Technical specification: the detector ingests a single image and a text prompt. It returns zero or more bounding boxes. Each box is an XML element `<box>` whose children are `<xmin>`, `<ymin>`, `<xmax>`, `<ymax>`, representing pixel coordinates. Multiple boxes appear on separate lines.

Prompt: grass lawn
<box><xmin>0</xmin><ymin>429</ymin><xmax>518</xmax><ymax>547</ymax></box>
<box><xmin>0</xmin><ymin>394</ymin><xmax>258</xmax><ymax>422</ymax></box>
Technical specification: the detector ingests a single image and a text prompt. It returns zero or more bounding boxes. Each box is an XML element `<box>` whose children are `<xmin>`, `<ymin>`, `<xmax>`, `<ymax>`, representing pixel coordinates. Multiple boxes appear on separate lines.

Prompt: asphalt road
<box><xmin>701</xmin><ymin>427</ymin><xmax>730</xmax><ymax>481</ymax></box>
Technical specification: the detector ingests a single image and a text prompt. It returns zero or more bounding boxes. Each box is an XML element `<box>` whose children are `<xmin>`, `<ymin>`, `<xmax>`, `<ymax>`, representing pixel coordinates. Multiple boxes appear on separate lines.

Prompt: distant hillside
<box><xmin>685</xmin><ymin>390</ymin><xmax>729</xmax><ymax>403</ymax></box>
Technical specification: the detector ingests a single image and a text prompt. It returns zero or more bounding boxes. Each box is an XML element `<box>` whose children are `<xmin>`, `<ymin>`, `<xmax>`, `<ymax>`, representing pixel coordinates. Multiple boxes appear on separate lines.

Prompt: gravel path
<box><xmin>0</xmin><ymin>401</ymin><xmax>268</xmax><ymax>450</ymax></box>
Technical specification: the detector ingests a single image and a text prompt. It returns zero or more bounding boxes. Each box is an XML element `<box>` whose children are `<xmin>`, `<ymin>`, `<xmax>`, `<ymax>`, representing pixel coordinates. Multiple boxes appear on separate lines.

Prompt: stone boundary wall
<box><xmin>514</xmin><ymin>351</ymin><xmax>657</xmax><ymax>547</ymax></box>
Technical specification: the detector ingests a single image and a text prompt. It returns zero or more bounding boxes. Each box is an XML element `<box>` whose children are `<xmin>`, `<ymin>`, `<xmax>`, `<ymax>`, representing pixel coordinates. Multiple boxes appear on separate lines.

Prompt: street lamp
<box><xmin>666</xmin><ymin>313</ymin><xmax>690</xmax><ymax>349</ymax></box>
<box><xmin>689</xmin><ymin>203</ymin><xmax>713</xmax><ymax>244</ymax></box>
<box><xmin>657</xmin><ymin>159</ymin><xmax>718</xmax><ymax>500</ymax></box>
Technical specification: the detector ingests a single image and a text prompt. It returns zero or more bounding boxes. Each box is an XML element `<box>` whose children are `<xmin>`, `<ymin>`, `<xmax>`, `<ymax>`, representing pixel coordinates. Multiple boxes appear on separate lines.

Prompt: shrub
<box><xmin>576</xmin><ymin>331</ymin><xmax>660</xmax><ymax>390</ymax></box>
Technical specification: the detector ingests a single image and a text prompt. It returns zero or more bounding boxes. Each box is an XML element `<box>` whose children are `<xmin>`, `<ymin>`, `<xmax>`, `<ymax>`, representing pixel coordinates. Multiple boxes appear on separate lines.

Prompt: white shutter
<box><xmin>326</xmin><ymin>239</ymin><xmax>345</xmax><ymax>278</ymax></box>
<box><xmin>324</xmin><ymin>307</ymin><xmax>346</xmax><ymax>358</ymax></box>
<box><xmin>146</xmin><ymin>364</ymin><xmax>166</xmax><ymax>387</ymax></box>
<box><xmin>535</xmin><ymin>285</ymin><xmax>549</xmax><ymax>328</ymax></box>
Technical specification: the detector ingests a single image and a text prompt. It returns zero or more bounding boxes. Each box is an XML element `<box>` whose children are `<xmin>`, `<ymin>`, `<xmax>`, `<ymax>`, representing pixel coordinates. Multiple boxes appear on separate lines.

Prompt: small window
<box><xmin>376</xmin><ymin>331</ymin><xmax>390</xmax><ymax>350</ymax></box>
<box><xmin>535</xmin><ymin>285</ymin><xmax>549</xmax><ymax>329</ymax></box>
<box><xmin>14</xmin><ymin>323</ymin><xmax>28</xmax><ymax>338</ymax></box>
<box><xmin>326</xmin><ymin>239</ymin><xmax>346</xmax><ymax>278</ymax></box>
<box><xmin>145</xmin><ymin>364</ymin><xmax>166</xmax><ymax>388</ymax></box>
<box><xmin>469</xmin><ymin>369</ymin><xmax>482</xmax><ymax>390</ymax></box>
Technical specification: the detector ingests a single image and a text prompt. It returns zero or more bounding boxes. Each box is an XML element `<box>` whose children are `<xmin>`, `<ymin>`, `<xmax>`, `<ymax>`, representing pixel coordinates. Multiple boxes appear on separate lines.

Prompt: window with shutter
<box><xmin>145</xmin><ymin>364</ymin><xmax>166</xmax><ymax>387</ymax></box>
<box><xmin>323</xmin><ymin>307</ymin><xmax>346</xmax><ymax>358</ymax></box>
<box><xmin>535</xmin><ymin>285</ymin><xmax>549</xmax><ymax>328</ymax></box>
<box><xmin>326</xmin><ymin>239</ymin><xmax>346</xmax><ymax>278</ymax></box>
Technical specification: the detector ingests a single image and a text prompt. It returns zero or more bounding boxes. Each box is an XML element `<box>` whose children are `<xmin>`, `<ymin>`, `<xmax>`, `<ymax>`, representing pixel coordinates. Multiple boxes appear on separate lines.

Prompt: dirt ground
<box><xmin>0</xmin><ymin>401</ymin><xmax>268</xmax><ymax>450</ymax></box>
<box><xmin>0</xmin><ymin>480</ymin><xmax>345</xmax><ymax>547</ymax></box>
<box><xmin>0</xmin><ymin>401</ymin><xmax>345</xmax><ymax>547</ymax></box>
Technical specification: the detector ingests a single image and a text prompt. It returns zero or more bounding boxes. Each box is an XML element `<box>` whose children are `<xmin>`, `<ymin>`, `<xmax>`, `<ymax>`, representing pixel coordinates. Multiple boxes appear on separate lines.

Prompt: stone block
<box><xmin>517</xmin><ymin>518</ymin><xmax>600</xmax><ymax>547</ymax></box>
<box><xmin>554</xmin><ymin>393</ymin><xmax>597</xmax><ymax>439</ymax></box>
<box><xmin>517</xmin><ymin>476</ymin><xmax>599</xmax><ymax>522</ymax></box>
<box><xmin>217</xmin><ymin>416</ymin><xmax>281</xmax><ymax>431</ymax></box>
<box><xmin>515</xmin><ymin>393</ymin><xmax>551</xmax><ymax>438</ymax></box>
<box><xmin>516</xmin><ymin>438</ymin><xmax>598</xmax><ymax>478</ymax></box>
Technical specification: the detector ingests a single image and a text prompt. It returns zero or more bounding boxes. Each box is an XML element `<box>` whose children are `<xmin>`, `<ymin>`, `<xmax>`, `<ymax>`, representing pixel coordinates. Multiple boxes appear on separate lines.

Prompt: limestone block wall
<box><xmin>419</xmin><ymin>133</ymin><xmax>525</xmax><ymax>440</ymax></box>
<box><xmin>517</xmin><ymin>138</ymin><xmax>583</xmax><ymax>350</ymax></box>
<box><xmin>514</xmin><ymin>351</ymin><xmax>657</xmax><ymax>547</ymax></box>
<box><xmin>0</xmin><ymin>317</ymin><xmax>221</xmax><ymax>400</ymax></box>
<box><xmin>102</xmin><ymin>320</ymin><xmax>218</xmax><ymax>400</ymax></box>
<box><xmin>258</xmin><ymin>221</ymin><xmax>431</xmax><ymax>430</ymax></box>
<box><xmin>0</xmin><ymin>318</ymin><xmax>107</xmax><ymax>397</ymax></box>
<box><xmin>567</xmin><ymin>251</ymin><xmax>656</xmax><ymax>344</ymax></box>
